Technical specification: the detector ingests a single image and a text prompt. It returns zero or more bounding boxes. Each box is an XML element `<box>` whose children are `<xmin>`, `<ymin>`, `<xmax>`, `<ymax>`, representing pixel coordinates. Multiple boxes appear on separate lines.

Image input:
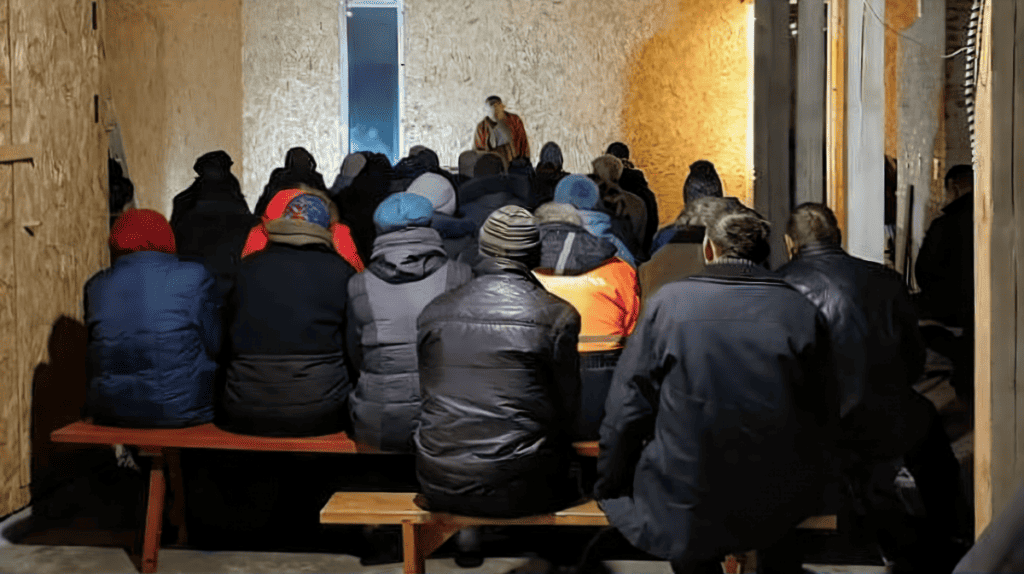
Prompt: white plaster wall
<box><xmin>242</xmin><ymin>0</ymin><xmax>342</xmax><ymax>208</ymax></box>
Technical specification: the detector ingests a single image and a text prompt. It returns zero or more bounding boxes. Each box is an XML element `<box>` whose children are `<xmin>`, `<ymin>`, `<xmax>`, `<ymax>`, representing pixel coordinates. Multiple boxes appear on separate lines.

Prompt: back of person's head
<box><xmin>539</xmin><ymin>142</ymin><xmax>563</xmax><ymax>171</ymax></box>
<box><xmin>534</xmin><ymin>202</ymin><xmax>583</xmax><ymax>226</ymax></box>
<box><xmin>474</xmin><ymin>153</ymin><xmax>507</xmax><ymax>178</ymax></box>
<box><xmin>193</xmin><ymin>150</ymin><xmax>234</xmax><ymax>178</ymax></box>
<box><xmin>605</xmin><ymin>142</ymin><xmax>630</xmax><ymax>160</ymax></box>
<box><xmin>373</xmin><ymin>192</ymin><xmax>434</xmax><ymax>234</ymax></box>
<box><xmin>459</xmin><ymin>150</ymin><xmax>482</xmax><ymax>179</ymax></box>
<box><xmin>683</xmin><ymin>160</ymin><xmax>724</xmax><ymax>203</ymax></box>
<box><xmin>409</xmin><ymin>145</ymin><xmax>428</xmax><ymax>157</ymax></box>
<box><xmin>406</xmin><ymin>172</ymin><xmax>456</xmax><ymax>215</ymax></box>
<box><xmin>553</xmin><ymin>175</ymin><xmax>601</xmax><ymax>210</ymax></box>
<box><xmin>110</xmin><ymin>209</ymin><xmax>176</xmax><ymax>259</ymax></box>
<box><xmin>678</xmin><ymin>196</ymin><xmax>746</xmax><ymax>228</ymax></box>
<box><xmin>945</xmin><ymin>164</ymin><xmax>974</xmax><ymax>199</ymax></box>
<box><xmin>508</xmin><ymin>157</ymin><xmax>535</xmax><ymax>179</ymax></box>
<box><xmin>109</xmin><ymin>158</ymin><xmax>134</xmax><ymax>215</ymax></box>
<box><xmin>284</xmin><ymin>147</ymin><xmax>317</xmax><ymax>172</ymax></box>
<box><xmin>786</xmin><ymin>203</ymin><xmax>841</xmax><ymax>252</ymax></box>
<box><xmin>478</xmin><ymin>205</ymin><xmax>540</xmax><ymax>267</ymax></box>
<box><xmin>485</xmin><ymin>95</ymin><xmax>503</xmax><ymax>106</ymax></box>
<box><xmin>341</xmin><ymin>152</ymin><xmax>368</xmax><ymax>179</ymax></box>
<box><xmin>706</xmin><ymin>208</ymin><xmax>771</xmax><ymax>264</ymax></box>
<box><xmin>592</xmin><ymin>155</ymin><xmax>624</xmax><ymax>185</ymax></box>
<box><xmin>281</xmin><ymin>193</ymin><xmax>331</xmax><ymax>229</ymax></box>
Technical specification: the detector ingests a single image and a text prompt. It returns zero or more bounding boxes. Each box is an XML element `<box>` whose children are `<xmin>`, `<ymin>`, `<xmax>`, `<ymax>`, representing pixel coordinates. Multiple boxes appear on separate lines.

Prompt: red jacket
<box><xmin>241</xmin><ymin>188</ymin><xmax>364</xmax><ymax>272</ymax></box>
<box><xmin>474</xmin><ymin>113</ymin><xmax>530</xmax><ymax>162</ymax></box>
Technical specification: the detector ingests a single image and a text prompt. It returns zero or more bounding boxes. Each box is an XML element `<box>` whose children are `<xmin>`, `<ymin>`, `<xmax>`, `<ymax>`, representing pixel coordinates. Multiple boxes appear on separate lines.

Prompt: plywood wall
<box><xmin>105</xmin><ymin>0</ymin><xmax>243</xmax><ymax>217</ymax></box>
<box><xmin>0</xmin><ymin>0</ymin><xmax>18</xmax><ymax>517</ymax></box>
<box><xmin>0</xmin><ymin>0</ymin><xmax>106</xmax><ymax>517</ymax></box>
<box><xmin>404</xmin><ymin>0</ymin><xmax>753</xmax><ymax>225</ymax></box>
<box><xmin>241</xmin><ymin>0</ymin><xmax>341</xmax><ymax>209</ymax></box>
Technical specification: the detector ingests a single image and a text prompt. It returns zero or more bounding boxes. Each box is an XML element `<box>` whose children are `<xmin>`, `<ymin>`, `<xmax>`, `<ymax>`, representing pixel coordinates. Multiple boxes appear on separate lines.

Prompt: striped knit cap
<box><xmin>478</xmin><ymin>205</ymin><xmax>540</xmax><ymax>261</ymax></box>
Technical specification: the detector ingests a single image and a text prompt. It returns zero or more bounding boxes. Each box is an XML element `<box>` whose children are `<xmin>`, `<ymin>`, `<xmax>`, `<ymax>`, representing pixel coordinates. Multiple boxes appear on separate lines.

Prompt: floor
<box><xmin>0</xmin><ymin>348</ymin><xmax>968</xmax><ymax>574</ymax></box>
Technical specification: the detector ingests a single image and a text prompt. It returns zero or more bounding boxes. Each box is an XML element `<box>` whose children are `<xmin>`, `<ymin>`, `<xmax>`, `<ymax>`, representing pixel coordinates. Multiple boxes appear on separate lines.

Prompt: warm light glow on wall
<box><xmin>623</xmin><ymin>0</ymin><xmax>755</xmax><ymax>225</ymax></box>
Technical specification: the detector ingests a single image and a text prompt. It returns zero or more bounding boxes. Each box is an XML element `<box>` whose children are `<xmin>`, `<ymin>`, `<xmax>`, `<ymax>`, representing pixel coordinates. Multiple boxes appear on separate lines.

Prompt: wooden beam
<box><xmin>826</xmin><ymin>0</ymin><xmax>848</xmax><ymax>248</ymax></box>
<box><xmin>754</xmin><ymin>0</ymin><xmax>792</xmax><ymax>269</ymax></box>
<box><xmin>796</xmin><ymin>0</ymin><xmax>826</xmax><ymax>205</ymax></box>
<box><xmin>0</xmin><ymin>143</ymin><xmax>34</xmax><ymax>164</ymax></box>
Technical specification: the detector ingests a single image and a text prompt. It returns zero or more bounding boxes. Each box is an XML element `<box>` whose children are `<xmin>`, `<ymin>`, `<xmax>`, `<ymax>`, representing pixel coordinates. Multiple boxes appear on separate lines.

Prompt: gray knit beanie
<box><xmin>478</xmin><ymin>205</ymin><xmax>540</xmax><ymax>262</ymax></box>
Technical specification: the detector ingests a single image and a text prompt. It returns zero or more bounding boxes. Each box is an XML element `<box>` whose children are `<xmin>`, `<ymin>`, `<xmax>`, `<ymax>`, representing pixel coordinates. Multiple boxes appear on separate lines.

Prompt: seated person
<box><xmin>592</xmin><ymin>154</ymin><xmax>647</xmax><ymax>259</ymax></box>
<box><xmin>414</xmin><ymin>205</ymin><xmax>582</xmax><ymax>518</ymax></box>
<box><xmin>85</xmin><ymin>209</ymin><xmax>220</xmax><ymax>428</ymax></box>
<box><xmin>347</xmin><ymin>193</ymin><xmax>472</xmax><ymax>452</ymax></box>
<box><xmin>219</xmin><ymin>191</ymin><xmax>358</xmax><ymax>437</ymax></box>
<box><xmin>594</xmin><ymin>203</ymin><xmax>837</xmax><ymax>574</ymax></box>
<box><xmin>253</xmin><ymin>147</ymin><xmax>329</xmax><ymax>217</ymax></box>
<box><xmin>651</xmin><ymin>160</ymin><xmax>724</xmax><ymax>255</ymax></box>
<box><xmin>606</xmin><ymin>142</ymin><xmax>659</xmax><ymax>254</ymax></box>
<box><xmin>406</xmin><ymin>172</ymin><xmax>478</xmax><ymax>264</ymax></box>
<box><xmin>553</xmin><ymin>175</ymin><xmax>635</xmax><ymax>267</ymax></box>
<box><xmin>533</xmin><ymin>142</ymin><xmax>570</xmax><ymax>208</ymax></box>
<box><xmin>532</xmin><ymin>202</ymin><xmax>639</xmax><ymax>440</ymax></box>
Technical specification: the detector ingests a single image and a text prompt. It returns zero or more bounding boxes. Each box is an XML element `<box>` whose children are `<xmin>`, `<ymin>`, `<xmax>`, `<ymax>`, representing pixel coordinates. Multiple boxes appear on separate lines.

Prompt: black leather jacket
<box><xmin>414</xmin><ymin>256</ymin><xmax>582</xmax><ymax>517</ymax></box>
<box><xmin>779</xmin><ymin>242</ymin><xmax>932</xmax><ymax>459</ymax></box>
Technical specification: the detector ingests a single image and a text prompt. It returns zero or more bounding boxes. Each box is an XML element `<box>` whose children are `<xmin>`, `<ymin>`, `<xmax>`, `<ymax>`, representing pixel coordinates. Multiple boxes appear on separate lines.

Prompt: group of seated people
<box><xmin>90</xmin><ymin>144</ymin><xmax>971</xmax><ymax>574</ymax></box>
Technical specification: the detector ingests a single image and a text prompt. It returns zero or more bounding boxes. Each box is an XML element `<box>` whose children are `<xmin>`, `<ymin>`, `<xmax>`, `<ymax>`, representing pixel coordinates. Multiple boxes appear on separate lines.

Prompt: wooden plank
<box><xmin>754</xmin><ymin>0</ymin><xmax>793</xmax><ymax>269</ymax></box>
<box><xmin>0</xmin><ymin>0</ymin><xmax>18</xmax><ymax>518</ymax></box>
<box><xmin>796</xmin><ymin>0</ymin><xmax>826</xmax><ymax>205</ymax></box>
<box><xmin>827</xmin><ymin>0</ymin><xmax>848</xmax><ymax>247</ymax></box>
<box><xmin>1013</xmin><ymin>0</ymin><xmax>1024</xmax><ymax>500</ymax></box>
<box><xmin>51</xmin><ymin>421</ymin><xmax>363</xmax><ymax>454</ymax></box>
<box><xmin>0</xmin><ymin>142</ymin><xmax>34</xmax><ymax>163</ymax></box>
<box><xmin>845</xmin><ymin>0</ymin><xmax>887</xmax><ymax>263</ymax></box>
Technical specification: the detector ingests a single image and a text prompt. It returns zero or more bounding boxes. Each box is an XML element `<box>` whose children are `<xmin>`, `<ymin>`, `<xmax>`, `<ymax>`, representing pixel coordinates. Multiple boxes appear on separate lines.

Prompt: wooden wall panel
<box><xmin>0</xmin><ymin>0</ymin><xmax>19</xmax><ymax>518</ymax></box>
<box><xmin>7</xmin><ymin>0</ymin><xmax>106</xmax><ymax>515</ymax></box>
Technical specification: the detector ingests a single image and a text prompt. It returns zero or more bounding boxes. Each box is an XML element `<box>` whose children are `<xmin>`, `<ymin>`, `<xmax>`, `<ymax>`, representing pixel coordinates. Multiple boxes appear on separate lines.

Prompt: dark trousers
<box><xmin>920</xmin><ymin>323</ymin><xmax>974</xmax><ymax>403</ymax></box>
<box><xmin>575</xmin><ymin>349</ymin><xmax>622</xmax><ymax>440</ymax></box>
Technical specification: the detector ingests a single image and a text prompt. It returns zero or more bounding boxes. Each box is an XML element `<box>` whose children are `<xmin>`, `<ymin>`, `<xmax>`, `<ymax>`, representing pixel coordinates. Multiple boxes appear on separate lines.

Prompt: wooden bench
<box><xmin>320</xmin><ymin>492</ymin><xmax>838</xmax><ymax>574</ymax></box>
<box><xmin>49</xmin><ymin>420</ymin><xmax>599</xmax><ymax>573</ymax></box>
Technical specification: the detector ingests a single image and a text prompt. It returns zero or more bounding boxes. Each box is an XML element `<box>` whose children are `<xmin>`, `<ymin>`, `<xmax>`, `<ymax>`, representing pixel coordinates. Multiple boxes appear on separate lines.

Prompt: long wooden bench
<box><xmin>48</xmin><ymin>420</ymin><xmax>600</xmax><ymax>573</ymax></box>
<box><xmin>320</xmin><ymin>492</ymin><xmax>838</xmax><ymax>574</ymax></box>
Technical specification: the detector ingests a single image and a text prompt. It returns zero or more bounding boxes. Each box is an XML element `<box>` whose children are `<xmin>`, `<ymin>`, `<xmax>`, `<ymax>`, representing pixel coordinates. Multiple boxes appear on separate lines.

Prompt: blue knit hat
<box><xmin>282</xmin><ymin>194</ymin><xmax>331</xmax><ymax>229</ymax></box>
<box><xmin>553</xmin><ymin>175</ymin><xmax>601</xmax><ymax>210</ymax></box>
<box><xmin>373</xmin><ymin>192</ymin><xmax>434</xmax><ymax>234</ymax></box>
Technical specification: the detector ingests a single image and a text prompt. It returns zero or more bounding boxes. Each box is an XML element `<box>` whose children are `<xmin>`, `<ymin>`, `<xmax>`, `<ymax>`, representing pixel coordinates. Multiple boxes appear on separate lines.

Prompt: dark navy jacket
<box><xmin>85</xmin><ymin>251</ymin><xmax>221</xmax><ymax>428</ymax></box>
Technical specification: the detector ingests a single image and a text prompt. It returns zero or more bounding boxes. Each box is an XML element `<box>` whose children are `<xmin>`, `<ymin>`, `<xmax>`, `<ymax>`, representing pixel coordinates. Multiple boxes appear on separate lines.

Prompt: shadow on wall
<box><xmin>622</xmin><ymin>0</ymin><xmax>754</xmax><ymax>226</ymax></box>
<box><xmin>29</xmin><ymin>315</ymin><xmax>110</xmax><ymax>518</ymax></box>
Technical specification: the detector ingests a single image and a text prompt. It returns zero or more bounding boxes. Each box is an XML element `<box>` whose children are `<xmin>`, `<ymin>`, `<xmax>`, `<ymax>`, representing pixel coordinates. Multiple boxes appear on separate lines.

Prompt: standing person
<box><xmin>254</xmin><ymin>147</ymin><xmax>329</xmax><ymax>217</ymax></box>
<box><xmin>915</xmin><ymin>165</ymin><xmax>975</xmax><ymax>403</ymax></box>
<box><xmin>651</xmin><ymin>160</ymin><xmax>724</xmax><ymax>254</ymax></box>
<box><xmin>606</xmin><ymin>142</ymin><xmax>659</xmax><ymax>253</ymax></box>
<box><xmin>220</xmin><ymin>191</ymin><xmax>357</xmax><ymax>437</ymax></box>
<box><xmin>532</xmin><ymin>202</ymin><xmax>639</xmax><ymax>440</ymax></box>
<box><xmin>473</xmin><ymin>95</ymin><xmax>530</xmax><ymax>164</ymax></box>
<box><xmin>86</xmin><ymin>209</ymin><xmax>221</xmax><ymax>428</ymax></box>
<box><xmin>346</xmin><ymin>193</ymin><xmax>472</xmax><ymax>452</ymax></box>
<box><xmin>779</xmin><ymin>203</ymin><xmax>971</xmax><ymax>573</ymax></box>
<box><xmin>414</xmin><ymin>205</ymin><xmax>582</xmax><ymax>518</ymax></box>
<box><xmin>594</xmin><ymin>208</ymin><xmax>838</xmax><ymax>574</ymax></box>
<box><xmin>170</xmin><ymin>151</ymin><xmax>259</xmax><ymax>300</ymax></box>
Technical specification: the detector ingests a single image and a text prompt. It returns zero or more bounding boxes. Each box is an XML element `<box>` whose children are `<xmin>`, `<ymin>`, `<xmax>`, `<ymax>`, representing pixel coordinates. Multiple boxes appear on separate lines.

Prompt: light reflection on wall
<box><xmin>622</xmin><ymin>0</ymin><xmax>755</xmax><ymax>225</ymax></box>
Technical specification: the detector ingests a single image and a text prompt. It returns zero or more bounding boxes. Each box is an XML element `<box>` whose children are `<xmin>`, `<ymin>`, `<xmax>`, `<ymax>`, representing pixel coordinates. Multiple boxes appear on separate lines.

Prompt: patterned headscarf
<box><xmin>282</xmin><ymin>194</ymin><xmax>331</xmax><ymax>229</ymax></box>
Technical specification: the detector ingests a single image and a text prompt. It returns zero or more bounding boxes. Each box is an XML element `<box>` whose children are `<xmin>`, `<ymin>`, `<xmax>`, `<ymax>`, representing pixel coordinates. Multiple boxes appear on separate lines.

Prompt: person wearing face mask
<box><xmin>473</xmin><ymin>95</ymin><xmax>530</xmax><ymax>165</ymax></box>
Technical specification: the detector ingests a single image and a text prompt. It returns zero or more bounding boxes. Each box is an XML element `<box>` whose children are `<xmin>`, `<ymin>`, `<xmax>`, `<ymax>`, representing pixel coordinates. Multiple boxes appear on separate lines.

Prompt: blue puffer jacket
<box><xmin>85</xmin><ymin>251</ymin><xmax>221</xmax><ymax>428</ymax></box>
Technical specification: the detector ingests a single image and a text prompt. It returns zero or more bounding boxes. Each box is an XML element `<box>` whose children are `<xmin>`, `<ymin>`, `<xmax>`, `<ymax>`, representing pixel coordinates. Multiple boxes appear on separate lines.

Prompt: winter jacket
<box><xmin>915</xmin><ymin>193</ymin><xmax>973</xmax><ymax>328</ymax></box>
<box><xmin>220</xmin><ymin>240</ymin><xmax>357</xmax><ymax>437</ymax></box>
<box><xmin>172</xmin><ymin>192</ymin><xmax>259</xmax><ymax>300</ymax></box>
<box><xmin>600</xmin><ymin>184</ymin><xmax>648</xmax><ymax>259</ymax></box>
<box><xmin>778</xmin><ymin>242</ymin><xmax>931</xmax><ymax>460</ymax></box>
<box><xmin>347</xmin><ymin>227</ymin><xmax>472</xmax><ymax>452</ymax></box>
<box><xmin>85</xmin><ymin>251</ymin><xmax>221</xmax><ymax>428</ymax></box>
<box><xmin>577</xmin><ymin>209</ymin><xmax>635</xmax><ymax>268</ymax></box>
<box><xmin>457</xmin><ymin>173</ymin><xmax>532</xmax><ymax>229</ymax></box>
<box><xmin>474</xmin><ymin>113</ymin><xmax>530</xmax><ymax>163</ymax></box>
<box><xmin>415</xmin><ymin>257</ymin><xmax>582</xmax><ymax>517</ymax></box>
<box><xmin>638</xmin><ymin>224</ymin><xmax>706</xmax><ymax>311</ymax></box>
<box><xmin>330</xmin><ymin>152</ymin><xmax>394</xmax><ymax>264</ymax></box>
<box><xmin>596</xmin><ymin>260</ymin><xmax>838</xmax><ymax>562</ymax></box>
<box><xmin>242</xmin><ymin>187</ymin><xmax>364</xmax><ymax>273</ymax></box>
<box><xmin>253</xmin><ymin>148</ymin><xmax>328</xmax><ymax>217</ymax></box>
<box><xmin>430</xmin><ymin>212</ymin><xmax>478</xmax><ymax>264</ymax></box>
<box><xmin>533</xmin><ymin>223</ymin><xmax>639</xmax><ymax>353</ymax></box>
<box><xmin>619</xmin><ymin>167</ymin><xmax>659</xmax><ymax>254</ymax></box>
<box><xmin>954</xmin><ymin>479</ymin><xmax>1024</xmax><ymax>574</ymax></box>
<box><xmin>533</xmin><ymin>167</ymin><xmax>568</xmax><ymax>208</ymax></box>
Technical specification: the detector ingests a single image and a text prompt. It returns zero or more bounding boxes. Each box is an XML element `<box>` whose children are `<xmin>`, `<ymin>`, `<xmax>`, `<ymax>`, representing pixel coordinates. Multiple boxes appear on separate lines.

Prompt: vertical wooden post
<box><xmin>754</xmin><ymin>0</ymin><xmax>793</xmax><ymax>269</ymax></box>
<box><xmin>796</xmin><ymin>0</ymin><xmax>826</xmax><ymax>205</ymax></box>
<box><xmin>827</xmin><ymin>0</ymin><xmax>848</xmax><ymax>248</ymax></box>
<box><xmin>139</xmin><ymin>451</ymin><xmax>166</xmax><ymax>574</ymax></box>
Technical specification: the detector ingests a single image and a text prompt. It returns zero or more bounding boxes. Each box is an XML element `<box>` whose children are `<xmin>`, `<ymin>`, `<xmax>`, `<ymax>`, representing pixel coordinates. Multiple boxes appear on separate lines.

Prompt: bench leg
<box><xmin>139</xmin><ymin>452</ymin><xmax>166</xmax><ymax>573</ymax></box>
<box><xmin>165</xmin><ymin>448</ymin><xmax>187</xmax><ymax>546</ymax></box>
<box><xmin>401</xmin><ymin>522</ymin><xmax>460</xmax><ymax>574</ymax></box>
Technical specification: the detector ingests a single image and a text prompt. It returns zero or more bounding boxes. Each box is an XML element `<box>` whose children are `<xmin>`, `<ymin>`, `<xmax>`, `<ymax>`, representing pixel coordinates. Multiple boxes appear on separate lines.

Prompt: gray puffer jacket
<box><xmin>346</xmin><ymin>227</ymin><xmax>472</xmax><ymax>452</ymax></box>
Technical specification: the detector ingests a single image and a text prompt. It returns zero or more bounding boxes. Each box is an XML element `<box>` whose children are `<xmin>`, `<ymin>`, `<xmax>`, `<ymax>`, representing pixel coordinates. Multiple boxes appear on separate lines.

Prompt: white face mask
<box><xmin>486</xmin><ymin>105</ymin><xmax>497</xmax><ymax>121</ymax></box>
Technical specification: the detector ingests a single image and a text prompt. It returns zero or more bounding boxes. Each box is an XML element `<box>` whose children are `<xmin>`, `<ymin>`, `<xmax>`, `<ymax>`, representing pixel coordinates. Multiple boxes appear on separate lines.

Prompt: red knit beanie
<box><xmin>109</xmin><ymin>209</ymin><xmax>176</xmax><ymax>258</ymax></box>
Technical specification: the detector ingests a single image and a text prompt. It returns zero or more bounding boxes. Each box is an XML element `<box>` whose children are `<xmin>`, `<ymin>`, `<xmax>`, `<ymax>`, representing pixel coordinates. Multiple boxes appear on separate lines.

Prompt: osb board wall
<box><xmin>404</xmin><ymin>0</ymin><xmax>754</xmax><ymax>225</ymax></box>
<box><xmin>887</xmin><ymin>0</ymin><xmax>918</xmax><ymax>159</ymax></box>
<box><xmin>1</xmin><ymin>0</ymin><xmax>106</xmax><ymax>517</ymax></box>
<box><xmin>242</xmin><ymin>0</ymin><xmax>341</xmax><ymax>209</ymax></box>
<box><xmin>0</xmin><ymin>0</ymin><xmax>17</xmax><ymax>517</ymax></box>
<box><xmin>106</xmin><ymin>0</ymin><xmax>243</xmax><ymax>216</ymax></box>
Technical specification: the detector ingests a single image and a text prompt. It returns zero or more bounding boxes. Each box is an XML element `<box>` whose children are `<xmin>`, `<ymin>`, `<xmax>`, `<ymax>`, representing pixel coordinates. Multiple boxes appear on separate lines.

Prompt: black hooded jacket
<box><xmin>414</xmin><ymin>257</ymin><xmax>582</xmax><ymax>517</ymax></box>
<box><xmin>254</xmin><ymin>147</ymin><xmax>329</xmax><ymax>217</ymax></box>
